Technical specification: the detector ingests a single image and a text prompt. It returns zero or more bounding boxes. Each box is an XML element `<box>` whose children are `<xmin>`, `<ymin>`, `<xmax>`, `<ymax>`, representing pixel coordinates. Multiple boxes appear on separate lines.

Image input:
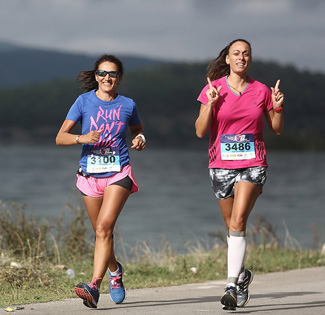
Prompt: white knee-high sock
<box><xmin>227</xmin><ymin>230</ymin><xmax>246</xmax><ymax>285</ymax></box>
<box><xmin>238</xmin><ymin>267</ymin><xmax>246</xmax><ymax>283</ymax></box>
<box><xmin>226</xmin><ymin>232</ymin><xmax>245</xmax><ymax>284</ymax></box>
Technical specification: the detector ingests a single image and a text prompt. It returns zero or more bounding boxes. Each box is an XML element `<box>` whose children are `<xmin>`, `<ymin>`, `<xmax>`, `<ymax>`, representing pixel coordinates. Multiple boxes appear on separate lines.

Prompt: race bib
<box><xmin>86</xmin><ymin>148</ymin><xmax>121</xmax><ymax>173</ymax></box>
<box><xmin>220</xmin><ymin>134</ymin><xmax>255</xmax><ymax>160</ymax></box>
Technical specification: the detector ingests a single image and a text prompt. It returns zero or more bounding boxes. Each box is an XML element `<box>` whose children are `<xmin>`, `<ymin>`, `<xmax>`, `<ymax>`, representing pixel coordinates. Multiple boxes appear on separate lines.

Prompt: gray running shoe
<box><xmin>221</xmin><ymin>286</ymin><xmax>237</xmax><ymax>310</ymax></box>
<box><xmin>237</xmin><ymin>269</ymin><xmax>253</xmax><ymax>307</ymax></box>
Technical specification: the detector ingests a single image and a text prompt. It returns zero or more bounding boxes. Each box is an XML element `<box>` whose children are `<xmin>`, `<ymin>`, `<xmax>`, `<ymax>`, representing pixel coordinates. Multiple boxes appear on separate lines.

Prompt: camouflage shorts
<box><xmin>209</xmin><ymin>166</ymin><xmax>267</xmax><ymax>200</ymax></box>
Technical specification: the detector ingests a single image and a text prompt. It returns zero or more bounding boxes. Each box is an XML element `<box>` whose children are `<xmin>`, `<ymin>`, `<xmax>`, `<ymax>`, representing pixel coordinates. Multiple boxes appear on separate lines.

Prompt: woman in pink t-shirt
<box><xmin>195</xmin><ymin>39</ymin><xmax>284</xmax><ymax>310</ymax></box>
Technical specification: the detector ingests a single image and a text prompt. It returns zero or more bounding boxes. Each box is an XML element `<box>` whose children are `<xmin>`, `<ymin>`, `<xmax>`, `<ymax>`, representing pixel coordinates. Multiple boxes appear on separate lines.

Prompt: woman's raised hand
<box><xmin>206</xmin><ymin>77</ymin><xmax>222</xmax><ymax>106</ymax></box>
<box><xmin>271</xmin><ymin>79</ymin><xmax>284</xmax><ymax>108</ymax></box>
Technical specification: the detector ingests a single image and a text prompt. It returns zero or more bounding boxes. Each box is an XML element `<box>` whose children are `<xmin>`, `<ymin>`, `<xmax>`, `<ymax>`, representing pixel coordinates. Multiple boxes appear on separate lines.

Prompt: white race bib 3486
<box><xmin>220</xmin><ymin>134</ymin><xmax>255</xmax><ymax>160</ymax></box>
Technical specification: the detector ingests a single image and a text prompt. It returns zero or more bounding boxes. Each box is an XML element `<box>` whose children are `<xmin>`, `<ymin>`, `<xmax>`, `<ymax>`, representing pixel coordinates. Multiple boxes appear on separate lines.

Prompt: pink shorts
<box><xmin>76</xmin><ymin>164</ymin><xmax>139</xmax><ymax>197</ymax></box>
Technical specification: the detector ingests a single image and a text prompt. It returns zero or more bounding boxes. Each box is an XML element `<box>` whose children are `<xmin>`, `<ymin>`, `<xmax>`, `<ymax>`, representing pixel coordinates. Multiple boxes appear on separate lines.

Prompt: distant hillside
<box><xmin>0</xmin><ymin>41</ymin><xmax>324</xmax><ymax>151</ymax></box>
<box><xmin>0</xmin><ymin>41</ymin><xmax>165</xmax><ymax>88</ymax></box>
<box><xmin>0</xmin><ymin>41</ymin><xmax>23</xmax><ymax>52</ymax></box>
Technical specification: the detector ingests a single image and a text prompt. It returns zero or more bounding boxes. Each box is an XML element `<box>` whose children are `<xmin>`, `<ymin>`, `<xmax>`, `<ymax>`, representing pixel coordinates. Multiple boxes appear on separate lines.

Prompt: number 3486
<box><xmin>225</xmin><ymin>143</ymin><xmax>251</xmax><ymax>151</ymax></box>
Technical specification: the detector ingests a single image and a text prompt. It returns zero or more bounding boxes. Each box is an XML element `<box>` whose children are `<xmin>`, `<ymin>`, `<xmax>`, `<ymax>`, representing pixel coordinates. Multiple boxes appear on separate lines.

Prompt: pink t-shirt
<box><xmin>197</xmin><ymin>76</ymin><xmax>273</xmax><ymax>169</ymax></box>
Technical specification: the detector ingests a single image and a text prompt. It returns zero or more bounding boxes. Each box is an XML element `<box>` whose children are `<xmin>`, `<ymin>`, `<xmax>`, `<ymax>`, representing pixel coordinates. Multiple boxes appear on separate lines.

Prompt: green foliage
<box><xmin>58</xmin><ymin>202</ymin><xmax>94</xmax><ymax>260</ymax></box>
<box><xmin>0</xmin><ymin>60</ymin><xmax>325</xmax><ymax>149</ymax></box>
<box><xmin>0</xmin><ymin>200</ymin><xmax>324</xmax><ymax>307</ymax></box>
<box><xmin>0</xmin><ymin>200</ymin><xmax>94</xmax><ymax>264</ymax></box>
<box><xmin>118</xmin><ymin>62</ymin><xmax>207</xmax><ymax>147</ymax></box>
<box><xmin>0</xmin><ymin>201</ymin><xmax>55</xmax><ymax>262</ymax></box>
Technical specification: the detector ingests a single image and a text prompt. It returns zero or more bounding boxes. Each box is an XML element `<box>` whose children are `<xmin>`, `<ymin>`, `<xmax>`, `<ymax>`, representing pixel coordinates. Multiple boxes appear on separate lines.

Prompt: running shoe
<box><xmin>75</xmin><ymin>282</ymin><xmax>100</xmax><ymax>308</ymax></box>
<box><xmin>237</xmin><ymin>269</ymin><xmax>253</xmax><ymax>307</ymax></box>
<box><xmin>221</xmin><ymin>286</ymin><xmax>237</xmax><ymax>310</ymax></box>
<box><xmin>109</xmin><ymin>261</ymin><xmax>126</xmax><ymax>304</ymax></box>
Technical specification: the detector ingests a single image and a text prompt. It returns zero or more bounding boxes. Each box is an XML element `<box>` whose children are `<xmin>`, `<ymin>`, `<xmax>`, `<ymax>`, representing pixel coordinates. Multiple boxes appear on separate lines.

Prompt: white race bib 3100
<box><xmin>86</xmin><ymin>148</ymin><xmax>121</xmax><ymax>173</ymax></box>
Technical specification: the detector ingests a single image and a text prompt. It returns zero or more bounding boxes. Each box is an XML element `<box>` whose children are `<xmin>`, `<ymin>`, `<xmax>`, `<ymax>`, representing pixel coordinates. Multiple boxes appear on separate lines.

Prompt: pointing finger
<box><xmin>207</xmin><ymin>77</ymin><xmax>213</xmax><ymax>89</ymax></box>
<box><xmin>275</xmin><ymin>79</ymin><xmax>280</xmax><ymax>91</ymax></box>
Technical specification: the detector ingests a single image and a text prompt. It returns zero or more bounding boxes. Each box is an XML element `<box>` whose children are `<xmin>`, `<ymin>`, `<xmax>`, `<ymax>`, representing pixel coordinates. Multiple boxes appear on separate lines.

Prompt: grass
<box><xmin>0</xmin><ymin>200</ymin><xmax>324</xmax><ymax>308</ymax></box>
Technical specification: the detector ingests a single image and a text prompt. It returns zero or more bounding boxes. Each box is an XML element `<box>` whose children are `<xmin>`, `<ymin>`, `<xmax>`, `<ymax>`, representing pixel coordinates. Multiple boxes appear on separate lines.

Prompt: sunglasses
<box><xmin>96</xmin><ymin>70</ymin><xmax>121</xmax><ymax>78</ymax></box>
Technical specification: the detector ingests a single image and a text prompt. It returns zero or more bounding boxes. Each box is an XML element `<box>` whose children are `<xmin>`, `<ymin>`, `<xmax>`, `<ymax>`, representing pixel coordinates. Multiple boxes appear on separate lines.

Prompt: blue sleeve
<box><xmin>66</xmin><ymin>97</ymin><xmax>82</xmax><ymax>122</ymax></box>
<box><xmin>129</xmin><ymin>101</ymin><xmax>141</xmax><ymax>126</ymax></box>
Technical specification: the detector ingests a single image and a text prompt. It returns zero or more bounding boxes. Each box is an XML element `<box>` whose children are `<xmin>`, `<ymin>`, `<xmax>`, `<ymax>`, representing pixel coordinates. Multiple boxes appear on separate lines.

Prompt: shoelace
<box><xmin>237</xmin><ymin>282</ymin><xmax>245</xmax><ymax>292</ymax></box>
<box><xmin>110</xmin><ymin>274</ymin><xmax>122</xmax><ymax>289</ymax></box>
<box><xmin>224</xmin><ymin>286</ymin><xmax>236</xmax><ymax>293</ymax></box>
<box><xmin>89</xmin><ymin>277</ymin><xmax>102</xmax><ymax>291</ymax></box>
<box><xmin>89</xmin><ymin>283</ymin><xmax>98</xmax><ymax>291</ymax></box>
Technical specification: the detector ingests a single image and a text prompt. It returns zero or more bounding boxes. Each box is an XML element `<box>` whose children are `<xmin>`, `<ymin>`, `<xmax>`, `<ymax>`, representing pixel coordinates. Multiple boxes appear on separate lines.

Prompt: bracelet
<box><xmin>273</xmin><ymin>107</ymin><xmax>283</xmax><ymax>113</ymax></box>
<box><xmin>136</xmin><ymin>134</ymin><xmax>146</xmax><ymax>144</ymax></box>
<box><xmin>76</xmin><ymin>135</ymin><xmax>81</xmax><ymax>144</ymax></box>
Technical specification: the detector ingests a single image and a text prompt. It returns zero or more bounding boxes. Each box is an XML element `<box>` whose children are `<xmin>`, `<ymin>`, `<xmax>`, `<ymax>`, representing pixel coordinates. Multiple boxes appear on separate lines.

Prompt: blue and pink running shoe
<box><xmin>75</xmin><ymin>280</ymin><xmax>100</xmax><ymax>308</ymax></box>
<box><xmin>109</xmin><ymin>261</ymin><xmax>126</xmax><ymax>304</ymax></box>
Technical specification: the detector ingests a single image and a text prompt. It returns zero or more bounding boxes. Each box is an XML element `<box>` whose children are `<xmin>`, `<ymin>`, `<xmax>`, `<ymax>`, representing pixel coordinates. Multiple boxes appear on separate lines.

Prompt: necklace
<box><xmin>227</xmin><ymin>77</ymin><xmax>248</xmax><ymax>95</ymax></box>
<box><xmin>228</xmin><ymin>83</ymin><xmax>244</xmax><ymax>95</ymax></box>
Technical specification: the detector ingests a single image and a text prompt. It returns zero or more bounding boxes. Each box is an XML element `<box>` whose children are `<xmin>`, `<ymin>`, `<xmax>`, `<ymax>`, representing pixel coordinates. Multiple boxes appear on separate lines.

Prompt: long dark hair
<box><xmin>207</xmin><ymin>39</ymin><xmax>252</xmax><ymax>81</ymax></box>
<box><xmin>77</xmin><ymin>54</ymin><xmax>124</xmax><ymax>92</ymax></box>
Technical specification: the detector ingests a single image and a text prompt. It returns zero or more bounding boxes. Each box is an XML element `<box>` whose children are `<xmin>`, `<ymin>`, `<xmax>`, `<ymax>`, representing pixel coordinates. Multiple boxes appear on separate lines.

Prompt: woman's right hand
<box><xmin>80</xmin><ymin>130</ymin><xmax>103</xmax><ymax>144</ymax></box>
<box><xmin>206</xmin><ymin>77</ymin><xmax>222</xmax><ymax>106</ymax></box>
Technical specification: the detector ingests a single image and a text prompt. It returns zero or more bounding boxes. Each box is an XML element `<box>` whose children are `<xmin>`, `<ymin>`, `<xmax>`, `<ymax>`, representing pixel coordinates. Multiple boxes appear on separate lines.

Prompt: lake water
<box><xmin>1</xmin><ymin>145</ymin><xmax>324</xmax><ymax>252</ymax></box>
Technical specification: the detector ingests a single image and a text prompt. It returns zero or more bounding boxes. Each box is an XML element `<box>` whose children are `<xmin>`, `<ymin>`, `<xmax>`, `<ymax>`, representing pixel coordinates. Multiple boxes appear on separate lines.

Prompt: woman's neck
<box><xmin>227</xmin><ymin>74</ymin><xmax>248</xmax><ymax>94</ymax></box>
<box><xmin>95</xmin><ymin>90</ymin><xmax>118</xmax><ymax>102</ymax></box>
<box><xmin>227</xmin><ymin>73</ymin><xmax>248</xmax><ymax>86</ymax></box>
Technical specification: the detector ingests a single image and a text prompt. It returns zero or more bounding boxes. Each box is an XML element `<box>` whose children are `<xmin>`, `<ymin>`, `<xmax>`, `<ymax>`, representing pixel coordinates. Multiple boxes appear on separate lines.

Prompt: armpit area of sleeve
<box><xmin>197</xmin><ymin>98</ymin><xmax>207</xmax><ymax>106</ymax></box>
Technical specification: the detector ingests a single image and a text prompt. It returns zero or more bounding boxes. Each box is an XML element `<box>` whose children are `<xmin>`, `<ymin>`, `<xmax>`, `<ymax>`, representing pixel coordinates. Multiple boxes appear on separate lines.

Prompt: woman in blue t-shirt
<box><xmin>56</xmin><ymin>54</ymin><xmax>146</xmax><ymax>308</ymax></box>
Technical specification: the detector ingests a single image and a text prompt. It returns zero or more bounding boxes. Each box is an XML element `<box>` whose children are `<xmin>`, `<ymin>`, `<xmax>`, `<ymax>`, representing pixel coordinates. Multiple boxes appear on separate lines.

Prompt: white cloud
<box><xmin>0</xmin><ymin>0</ymin><xmax>324</xmax><ymax>72</ymax></box>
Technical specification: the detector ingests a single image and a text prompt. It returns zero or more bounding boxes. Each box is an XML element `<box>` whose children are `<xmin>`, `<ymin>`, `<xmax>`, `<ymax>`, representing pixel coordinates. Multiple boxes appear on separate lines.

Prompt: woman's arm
<box><xmin>264</xmin><ymin>109</ymin><xmax>284</xmax><ymax>135</ymax></box>
<box><xmin>195</xmin><ymin>103</ymin><xmax>214</xmax><ymax>138</ymax></box>
<box><xmin>129</xmin><ymin>123</ymin><xmax>146</xmax><ymax>151</ymax></box>
<box><xmin>195</xmin><ymin>78</ymin><xmax>222</xmax><ymax>138</ymax></box>
<box><xmin>56</xmin><ymin>119</ymin><xmax>102</xmax><ymax>145</ymax></box>
<box><xmin>265</xmin><ymin>80</ymin><xmax>284</xmax><ymax>135</ymax></box>
<box><xmin>56</xmin><ymin>119</ymin><xmax>79</xmax><ymax>146</ymax></box>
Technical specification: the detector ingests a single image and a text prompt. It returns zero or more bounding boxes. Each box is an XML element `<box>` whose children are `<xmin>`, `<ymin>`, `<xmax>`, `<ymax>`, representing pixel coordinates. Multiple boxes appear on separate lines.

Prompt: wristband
<box><xmin>273</xmin><ymin>107</ymin><xmax>283</xmax><ymax>113</ymax></box>
<box><xmin>136</xmin><ymin>134</ymin><xmax>146</xmax><ymax>144</ymax></box>
<box><xmin>76</xmin><ymin>135</ymin><xmax>81</xmax><ymax>144</ymax></box>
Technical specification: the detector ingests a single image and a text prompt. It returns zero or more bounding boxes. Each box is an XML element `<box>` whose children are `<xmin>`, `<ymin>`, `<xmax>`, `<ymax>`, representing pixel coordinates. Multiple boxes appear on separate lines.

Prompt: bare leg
<box><xmin>81</xmin><ymin>185</ymin><xmax>130</xmax><ymax>288</ymax></box>
<box><xmin>82</xmin><ymin>195</ymin><xmax>103</xmax><ymax>232</ymax></box>
<box><xmin>218</xmin><ymin>196</ymin><xmax>234</xmax><ymax>233</ymax></box>
<box><xmin>218</xmin><ymin>181</ymin><xmax>261</xmax><ymax>232</ymax></box>
<box><xmin>230</xmin><ymin>181</ymin><xmax>262</xmax><ymax>231</ymax></box>
<box><xmin>92</xmin><ymin>185</ymin><xmax>130</xmax><ymax>287</ymax></box>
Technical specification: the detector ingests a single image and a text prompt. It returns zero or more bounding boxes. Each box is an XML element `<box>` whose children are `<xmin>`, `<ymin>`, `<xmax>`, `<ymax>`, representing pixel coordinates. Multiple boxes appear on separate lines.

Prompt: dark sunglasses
<box><xmin>96</xmin><ymin>70</ymin><xmax>121</xmax><ymax>78</ymax></box>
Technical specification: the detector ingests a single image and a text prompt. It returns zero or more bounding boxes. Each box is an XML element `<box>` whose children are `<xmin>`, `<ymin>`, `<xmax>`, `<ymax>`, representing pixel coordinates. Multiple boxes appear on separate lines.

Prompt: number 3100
<box><xmin>91</xmin><ymin>156</ymin><xmax>116</xmax><ymax>164</ymax></box>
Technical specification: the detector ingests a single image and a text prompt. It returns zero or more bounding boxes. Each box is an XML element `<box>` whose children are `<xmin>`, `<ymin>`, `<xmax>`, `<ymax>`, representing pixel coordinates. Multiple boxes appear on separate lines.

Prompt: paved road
<box><xmin>1</xmin><ymin>266</ymin><xmax>324</xmax><ymax>314</ymax></box>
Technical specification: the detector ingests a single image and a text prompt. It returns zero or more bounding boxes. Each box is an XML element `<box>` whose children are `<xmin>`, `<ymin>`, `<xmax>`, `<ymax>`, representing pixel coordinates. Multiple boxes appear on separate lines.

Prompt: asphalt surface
<box><xmin>1</xmin><ymin>266</ymin><xmax>324</xmax><ymax>314</ymax></box>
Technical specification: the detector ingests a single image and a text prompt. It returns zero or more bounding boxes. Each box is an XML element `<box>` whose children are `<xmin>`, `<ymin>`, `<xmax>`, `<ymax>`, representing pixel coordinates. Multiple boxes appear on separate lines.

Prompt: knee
<box><xmin>95</xmin><ymin>222</ymin><xmax>113</xmax><ymax>241</ymax></box>
<box><xmin>230</xmin><ymin>215</ymin><xmax>246</xmax><ymax>231</ymax></box>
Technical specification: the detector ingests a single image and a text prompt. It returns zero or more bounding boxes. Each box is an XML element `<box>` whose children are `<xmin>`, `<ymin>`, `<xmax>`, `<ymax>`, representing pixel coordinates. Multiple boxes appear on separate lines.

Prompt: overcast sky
<box><xmin>1</xmin><ymin>0</ymin><xmax>324</xmax><ymax>73</ymax></box>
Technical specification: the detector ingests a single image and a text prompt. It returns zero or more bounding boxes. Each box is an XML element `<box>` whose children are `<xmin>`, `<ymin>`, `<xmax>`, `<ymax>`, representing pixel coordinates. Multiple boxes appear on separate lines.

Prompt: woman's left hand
<box><xmin>131</xmin><ymin>136</ymin><xmax>146</xmax><ymax>151</ymax></box>
<box><xmin>271</xmin><ymin>79</ymin><xmax>284</xmax><ymax>107</ymax></box>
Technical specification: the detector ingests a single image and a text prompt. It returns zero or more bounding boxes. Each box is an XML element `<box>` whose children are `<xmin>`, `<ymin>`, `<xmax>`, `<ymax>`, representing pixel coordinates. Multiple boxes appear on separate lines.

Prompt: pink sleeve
<box><xmin>197</xmin><ymin>84</ymin><xmax>209</xmax><ymax>105</ymax></box>
<box><xmin>265</xmin><ymin>88</ymin><xmax>273</xmax><ymax>111</ymax></box>
<box><xmin>197</xmin><ymin>79</ymin><xmax>222</xmax><ymax>105</ymax></box>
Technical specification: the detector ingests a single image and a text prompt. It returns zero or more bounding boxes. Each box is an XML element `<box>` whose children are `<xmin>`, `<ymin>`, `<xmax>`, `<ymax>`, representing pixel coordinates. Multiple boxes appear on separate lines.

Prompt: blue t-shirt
<box><xmin>66</xmin><ymin>90</ymin><xmax>141</xmax><ymax>177</ymax></box>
